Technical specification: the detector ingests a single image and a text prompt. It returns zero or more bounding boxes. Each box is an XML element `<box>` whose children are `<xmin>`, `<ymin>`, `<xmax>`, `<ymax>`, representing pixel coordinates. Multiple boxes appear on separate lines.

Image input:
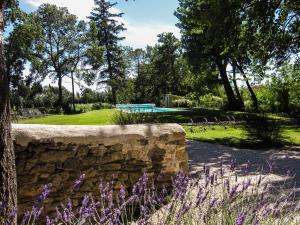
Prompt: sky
<box><xmin>19</xmin><ymin>0</ymin><xmax>181</xmax><ymax>48</ymax></box>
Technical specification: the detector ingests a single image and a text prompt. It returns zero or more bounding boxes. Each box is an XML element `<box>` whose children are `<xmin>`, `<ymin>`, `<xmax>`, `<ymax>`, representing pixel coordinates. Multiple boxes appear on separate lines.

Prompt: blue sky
<box><xmin>20</xmin><ymin>0</ymin><xmax>181</xmax><ymax>48</ymax></box>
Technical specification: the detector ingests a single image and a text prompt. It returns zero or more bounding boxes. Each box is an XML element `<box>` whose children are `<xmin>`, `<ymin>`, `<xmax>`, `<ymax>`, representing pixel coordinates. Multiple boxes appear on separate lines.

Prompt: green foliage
<box><xmin>254</xmin><ymin>63</ymin><xmax>300</xmax><ymax>114</ymax></box>
<box><xmin>244</xmin><ymin>114</ymin><xmax>283</xmax><ymax>146</ymax></box>
<box><xmin>91</xmin><ymin>102</ymin><xmax>112</xmax><ymax>110</ymax></box>
<box><xmin>88</xmin><ymin>0</ymin><xmax>127</xmax><ymax>104</ymax></box>
<box><xmin>150</xmin><ymin>33</ymin><xmax>182</xmax><ymax>101</ymax></box>
<box><xmin>33</xmin><ymin>86</ymin><xmax>73</xmax><ymax>114</ymax></box>
<box><xmin>198</xmin><ymin>93</ymin><xmax>225</xmax><ymax>110</ymax></box>
<box><xmin>112</xmin><ymin>111</ymin><xmax>160</xmax><ymax>125</ymax></box>
<box><xmin>27</xmin><ymin>4</ymin><xmax>90</xmax><ymax>110</ymax></box>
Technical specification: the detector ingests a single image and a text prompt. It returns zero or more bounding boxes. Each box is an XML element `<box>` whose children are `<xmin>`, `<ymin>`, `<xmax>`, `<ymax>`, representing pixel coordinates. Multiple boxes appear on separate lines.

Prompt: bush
<box><xmin>8</xmin><ymin>161</ymin><xmax>299</xmax><ymax>224</ymax></box>
<box><xmin>245</xmin><ymin>114</ymin><xmax>283</xmax><ymax>146</ymax></box>
<box><xmin>173</xmin><ymin>99</ymin><xmax>192</xmax><ymax>108</ymax></box>
<box><xmin>113</xmin><ymin>111</ymin><xmax>159</xmax><ymax>125</ymax></box>
<box><xmin>91</xmin><ymin>102</ymin><xmax>113</xmax><ymax>110</ymax></box>
<box><xmin>198</xmin><ymin>93</ymin><xmax>225</xmax><ymax>109</ymax></box>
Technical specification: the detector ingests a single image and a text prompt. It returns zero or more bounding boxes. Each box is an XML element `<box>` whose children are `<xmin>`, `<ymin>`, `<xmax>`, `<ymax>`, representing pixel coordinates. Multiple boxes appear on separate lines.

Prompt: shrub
<box><xmin>198</xmin><ymin>94</ymin><xmax>225</xmax><ymax>109</ymax></box>
<box><xmin>91</xmin><ymin>103</ymin><xmax>113</xmax><ymax>111</ymax></box>
<box><xmin>5</xmin><ymin>161</ymin><xmax>299</xmax><ymax>224</ymax></box>
<box><xmin>245</xmin><ymin>114</ymin><xmax>283</xmax><ymax>146</ymax></box>
<box><xmin>112</xmin><ymin>111</ymin><xmax>160</xmax><ymax>125</ymax></box>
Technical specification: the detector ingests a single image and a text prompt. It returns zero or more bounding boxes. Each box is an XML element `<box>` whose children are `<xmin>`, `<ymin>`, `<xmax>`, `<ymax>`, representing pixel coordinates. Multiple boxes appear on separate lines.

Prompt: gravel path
<box><xmin>186</xmin><ymin>140</ymin><xmax>300</xmax><ymax>197</ymax></box>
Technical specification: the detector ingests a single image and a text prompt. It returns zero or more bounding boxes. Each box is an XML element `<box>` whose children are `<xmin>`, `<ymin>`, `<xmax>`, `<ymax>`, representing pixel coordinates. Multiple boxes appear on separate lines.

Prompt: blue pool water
<box><xmin>116</xmin><ymin>104</ymin><xmax>186</xmax><ymax>113</ymax></box>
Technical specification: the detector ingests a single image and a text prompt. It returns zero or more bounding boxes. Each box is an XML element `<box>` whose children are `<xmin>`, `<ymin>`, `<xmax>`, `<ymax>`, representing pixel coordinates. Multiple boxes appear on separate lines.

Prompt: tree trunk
<box><xmin>111</xmin><ymin>87</ymin><xmax>117</xmax><ymax>105</ymax></box>
<box><xmin>0</xmin><ymin>2</ymin><xmax>17</xmax><ymax>224</ymax></box>
<box><xmin>216</xmin><ymin>59</ymin><xmax>241</xmax><ymax>110</ymax></box>
<box><xmin>57</xmin><ymin>73</ymin><xmax>63</xmax><ymax>112</ymax></box>
<box><xmin>104</xmin><ymin>31</ymin><xmax>117</xmax><ymax>105</ymax></box>
<box><xmin>232</xmin><ymin>63</ymin><xmax>245</xmax><ymax>110</ymax></box>
<box><xmin>71</xmin><ymin>72</ymin><xmax>75</xmax><ymax>112</ymax></box>
<box><xmin>235</xmin><ymin>62</ymin><xmax>258</xmax><ymax>111</ymax></box>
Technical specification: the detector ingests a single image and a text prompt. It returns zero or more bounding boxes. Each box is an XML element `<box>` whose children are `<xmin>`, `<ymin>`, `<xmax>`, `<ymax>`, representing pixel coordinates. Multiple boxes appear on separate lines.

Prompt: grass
<box><xmin>19</xmin><ymin>109</ymin><xmax>117</xmax><ymax>125</ymax></box>
<box><xmin>74</xmin><ymin>103</ymin><xmax>94</xmax><ymax>112</ymax></box>
<box><xmin>19</xmin><ymin>108</ymin><xmax>300</xmax><ymax>148</ymax></box>
<box><xmin>184</xmin><ymin>124</ymin><xmax>300</xmax><ymax>147</ymax></box>
<box><xmin>184</xmin><ymin>125</ymin><xmax>247</xmax><ymax>146</ymax></box>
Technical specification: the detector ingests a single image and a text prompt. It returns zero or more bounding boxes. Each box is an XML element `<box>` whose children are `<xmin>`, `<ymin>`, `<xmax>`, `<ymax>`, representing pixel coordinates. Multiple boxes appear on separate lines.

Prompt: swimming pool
<box><xmin>116</xmin><ymin>104</ymin><xmax>187</xmax><ymax>113</ymax></box>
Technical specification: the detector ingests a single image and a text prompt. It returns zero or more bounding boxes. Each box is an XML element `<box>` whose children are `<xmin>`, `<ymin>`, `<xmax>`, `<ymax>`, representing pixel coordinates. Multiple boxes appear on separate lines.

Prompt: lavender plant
<box><xmin>2</xmin><ymin>161</ymin><xmax>300</xmax><ymax>225</ymax></box>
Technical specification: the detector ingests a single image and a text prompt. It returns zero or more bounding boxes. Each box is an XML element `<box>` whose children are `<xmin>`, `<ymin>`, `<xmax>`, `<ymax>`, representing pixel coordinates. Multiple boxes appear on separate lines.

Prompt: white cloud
<box><xmin>23</xmin><ymin>0</ymin><xmax>181</xmax><ymax>48</ymax></box>
<box><xmin>24</xmin><ymin>0</ymin><xmax>94</xmax><ymax>20</ymax></box>
<box><xmin>122</xmin><ymin>22</ymin><xmax>181</xmax><ymax>48</ymax></box>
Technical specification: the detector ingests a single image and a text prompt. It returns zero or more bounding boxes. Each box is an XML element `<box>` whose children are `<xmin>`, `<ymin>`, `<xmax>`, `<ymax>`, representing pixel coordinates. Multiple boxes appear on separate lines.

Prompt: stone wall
<box><xmin>12</xmin><ymin>124</ymin><xmax>188</xmax><ymax>218</ymax></box>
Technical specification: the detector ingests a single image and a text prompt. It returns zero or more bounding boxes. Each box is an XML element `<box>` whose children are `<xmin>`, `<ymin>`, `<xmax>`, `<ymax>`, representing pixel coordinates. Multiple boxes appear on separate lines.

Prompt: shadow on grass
<box><xmin>186</xmin><ymin>114</ymin><xmax>298</xmax><ymax>149</ymax></box>
<box><xmin>187</xmin><ymin>136</ymin><xmax>292</xmax><ymax>149</ymax></box>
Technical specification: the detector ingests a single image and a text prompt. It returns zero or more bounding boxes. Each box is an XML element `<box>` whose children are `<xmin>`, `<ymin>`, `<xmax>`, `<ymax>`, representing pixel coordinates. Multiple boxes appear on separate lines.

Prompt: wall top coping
<box><xmin>12</xmin><ymin>124</ymin><xmax>185</xmax><ymax>147</ymax></box>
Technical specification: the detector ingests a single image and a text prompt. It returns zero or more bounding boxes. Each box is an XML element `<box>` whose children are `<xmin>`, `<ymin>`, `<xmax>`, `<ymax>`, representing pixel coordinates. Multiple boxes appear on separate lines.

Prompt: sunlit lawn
<box><xmin>184</xmin><ymin>125</ymin><xmax>300</xmax><ymax>147</ymax></box>
<box><xmin>19</xmin><ymin>108</ymin><xmax>300</xmax><ymax>147</ymax></box>
<box><xmin>19</xmin><ymin>109</ymin><xmax>117</xmax><ymax>125</ymax></box>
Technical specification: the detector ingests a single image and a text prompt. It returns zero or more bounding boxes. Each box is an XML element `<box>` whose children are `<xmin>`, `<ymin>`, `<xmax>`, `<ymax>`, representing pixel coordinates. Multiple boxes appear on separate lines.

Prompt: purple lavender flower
<box><xmin>229</xmin><ymin>184</ymin><xmax>239</xmax><ymax>199</ymax></box>
<box><xmin>78</xmin><ymin>194</ymin><xmax>95</xmax><ymax>219</ymax></box>
<box><xmin>172</xmin><ymin>172</ymin><xmax>189</xmax><ymax>200</ymax></box>
<box><xmin>132</xmin><ymin>184</ymin><xmax>137</xmax><ymax>195</ymax></box>
<box><xmin>20</xmin><ymin>211</ymin><xmax>30</xmax><ymax>225</ymax></box>
<box><xmin>32</xmin><ymin>206</ymin><xmax>43</xmax><ymax>219</ymax></box>
<box><xmin>235</xmin><ymin>211</ymin><xmax>247</xmax><ymax>225</ymax></box>
<box><xmin>55</xmin><ymin>206</ymin><xmax>63</xmax><ymax>221</ymax></box>
<box><xmin>118</xmin><ymin>185</ymin><xmax>126</xmax><ymax>204</ymax></box>
<box><xmin>46</xmin><ymin>216</ymin><xmax>53</xmax><ymax>225</ymax></box>
<box><xmin>156</xmin><ymin>173</ymin><xmax>163</xmax><ymax>182</ymax></box>
<box><xmin>205</xmin><ymin>175</ymin><xmax>211</xmax><ymax>188</ymax></box>
<box><xmin>196</xmin><ymin>191</ymin><xmax>208</xmax><ymax>206</ymax></box>
<box><xmin>112</xmin><ymin>208</ymin><xmax>121</xmax><ymax>225</ymax></box>
<box><xmin>73</xmin><ymin>174</ymin><xmax>85</xmax><ymax>192</ymax></box>
<box><xmin>35</xmin><ymin>183</ymin><xmax>52</xmax><ymax>205</ymax></box>
<box><xmin>62</xmin><ymin>202</ymin><xmax>72</xmax><ymax>222</ymax></box>
<box><xmin>158</xmin><ymin>186</ymin><xmax>167</xmax><ymax>204</ymax></box>
<box><xmin>242</xmin><ymin>179</ymin><xmax>251</xmax><ymax>191</ymax></box>
<box><xmin>209</xmin><ymin>198</ymin><xmax>219</xmax><ymax>209</ymax></box>
<box><xmin>5</xmin><ymin>209</ymin><xmax>17</xmax><ymax>225</ymax></box>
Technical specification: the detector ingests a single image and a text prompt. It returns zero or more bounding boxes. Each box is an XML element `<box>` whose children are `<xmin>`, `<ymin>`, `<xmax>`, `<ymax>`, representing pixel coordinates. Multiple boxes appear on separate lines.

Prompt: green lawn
<box><xmin>19</xmin><ymin>109</ymin><xmax>117</xmax><ymax>125</ymax></box>
<box><xmin>19</xmin><ymin>108</ymin><xmax>300</xmax><ymax>147</ymax></box>
<box><xmin>184</xmin><ymin>125</ymin><xmax>247</xmax><ymax>146</ymax></box>
<box><xmin>184</xmin><ymin>125</ymin><xmax>300</xmax><ymax>147</ymax></box>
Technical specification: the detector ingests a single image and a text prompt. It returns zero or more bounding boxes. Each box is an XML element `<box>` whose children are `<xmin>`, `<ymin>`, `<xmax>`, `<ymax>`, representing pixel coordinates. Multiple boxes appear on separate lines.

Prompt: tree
<box><xmin>147</xmin><ymin>33</ymin><xmax>182</xmax><ymax>103</ymax></box>
<box><xmin>0</xmin><ymin>0</ymin><xmax>18</xmax><ymax>223</ymax></box>
<box><xmin>232</xmin><ymin>0</ymin><xmax>300</xmax><ymax>111</ymax></box>
<box><xmin>128</xmin><ymin>48</ymin><xmax>149</xmax><ymax>103</ymax></box>
<box><xmin>176</xmin><ymin>0</ymin><xmax>244</xmax><ymax>110</ymax></box>
<box><xmin>30</xmin><ymin>4</ymin><xmax>86</xmax><ymax>112</ymax></box>
<box><xmin>89</xmin><ymin>0</ymin><xmax>126</xmax><ymax>104</ymax></box>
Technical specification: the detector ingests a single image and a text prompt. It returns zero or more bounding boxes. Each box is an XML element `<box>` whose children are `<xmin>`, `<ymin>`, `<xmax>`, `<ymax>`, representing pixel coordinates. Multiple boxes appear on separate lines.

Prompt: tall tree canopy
<box><xmin>150</xmin><ymin>32</ymin><xmax>182</xmax><ymax>102</ymax></box>
<box><xmin>89</xmin><ymin>0</ymin><xmax>126</xmax><ymax>104</ymax></box>
<box><xmin>30</xmin><ymin>4</ymin><xmax>87</xmax><ymax>111</ymax></box>
<box><xmin>176</xmin><ymin>0</ymin><xmax>300</xmax><ymax>111</ymax></box>
<box><xmin>176</xmin><ymin>0</ymin><xmax>244</xmax><ymax>110</ymax></box>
